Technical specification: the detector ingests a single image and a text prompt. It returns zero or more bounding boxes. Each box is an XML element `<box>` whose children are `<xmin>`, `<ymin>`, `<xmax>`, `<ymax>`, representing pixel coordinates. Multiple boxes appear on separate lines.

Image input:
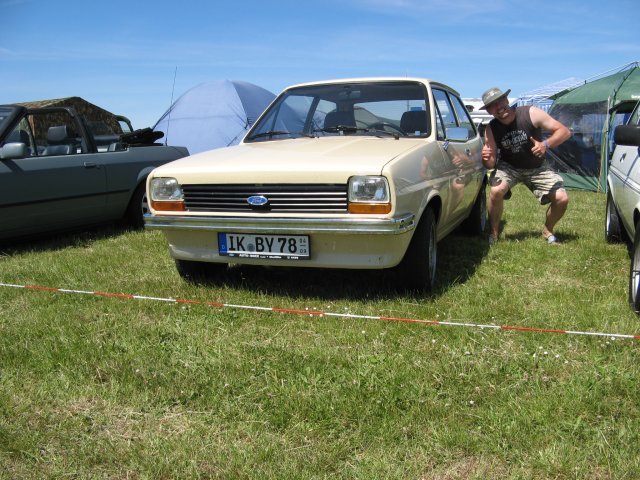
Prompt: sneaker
<box><xmin>488</xmin><ymin>234</ymin><xmax>498</xmax><ymax>246</ymax></box>
<box><xmin>545</xmin><ymin>234</ymin><xmax>559</xmax><ymax>245</ymax></box>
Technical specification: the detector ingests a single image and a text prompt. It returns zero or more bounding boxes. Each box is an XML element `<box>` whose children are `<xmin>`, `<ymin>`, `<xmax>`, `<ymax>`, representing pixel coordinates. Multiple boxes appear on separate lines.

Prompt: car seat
<box><xmin>400</xmin><ymin>110</ymin><xmax>430</xmax><ymax>135</ymax></box>
<box><xmin>41</xmin><ymin>125</ymin><xmax>76</xmax><ymax>155</ymax></box>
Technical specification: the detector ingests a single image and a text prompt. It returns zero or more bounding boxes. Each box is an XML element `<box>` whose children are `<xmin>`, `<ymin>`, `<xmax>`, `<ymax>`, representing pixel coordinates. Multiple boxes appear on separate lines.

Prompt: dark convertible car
<box><xmin>0</xmin><ymin>104</ymin><xmax>189</xmax><ymax>241</ymax></box>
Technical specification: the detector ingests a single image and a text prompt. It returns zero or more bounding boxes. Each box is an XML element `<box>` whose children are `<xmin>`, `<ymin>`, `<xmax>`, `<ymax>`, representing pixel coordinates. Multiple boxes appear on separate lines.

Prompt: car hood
<box><xmin>153</xmin><ymin>136</ymin><xmax>425</xmax><ymax>184</ymax></box>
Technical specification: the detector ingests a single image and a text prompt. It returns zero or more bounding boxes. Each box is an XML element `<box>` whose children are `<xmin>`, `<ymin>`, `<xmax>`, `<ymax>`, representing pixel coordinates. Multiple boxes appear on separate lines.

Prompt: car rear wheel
<box><xmin>605</xmin><ymin>190</ymin><xmax>624</xmax><ymax>243</ymax></box>
<box><xmin>175</xmin><ymin>259</ymin><xmax>227</xmax><ymax>284</ymax></box>
<box><xmin>461</xmin><ymin>181</ymin><xmax>487</xmax><ymax>235</ymax></box>
<box><xmin>629</xmin><ymin>222</ymin><xmax>640</xmax><ymax>313</ymax></box>
<box><xmin>397</xmin><ymin>207</ymin><xmax>437</xmax><ymax>293</ymax></box>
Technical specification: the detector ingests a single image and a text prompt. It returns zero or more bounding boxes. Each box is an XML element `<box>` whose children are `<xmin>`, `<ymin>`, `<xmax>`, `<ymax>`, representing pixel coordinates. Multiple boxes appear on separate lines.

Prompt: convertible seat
<box><xmin>41</xmin><ymin>125</ymin><xmax>76</xmax><ymax>155</ymax></box>
<box><xmin>400</xmin><ymin>110</ymin><xmax>430</xmax><ymax>135</ymax></box>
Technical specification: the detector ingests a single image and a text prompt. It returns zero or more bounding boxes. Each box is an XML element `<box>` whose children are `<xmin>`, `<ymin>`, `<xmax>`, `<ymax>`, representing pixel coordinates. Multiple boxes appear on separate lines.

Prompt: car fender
<box><xmin>416</xmin><ymin>190</ymin><xmax>442</xmax><ymax>231</ymax></box>
<box><xmin>134</xmin><ymin>165</ymin><xmax>156</xmax><ymax>185</ymax></box>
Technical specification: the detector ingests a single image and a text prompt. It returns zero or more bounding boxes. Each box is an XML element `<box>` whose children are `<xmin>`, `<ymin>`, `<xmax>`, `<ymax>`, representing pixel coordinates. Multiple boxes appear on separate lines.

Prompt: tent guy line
<box><xmin>2</xmin><ymin>282</ymin><xmax>639</xmax><ymax>341</ymax></box>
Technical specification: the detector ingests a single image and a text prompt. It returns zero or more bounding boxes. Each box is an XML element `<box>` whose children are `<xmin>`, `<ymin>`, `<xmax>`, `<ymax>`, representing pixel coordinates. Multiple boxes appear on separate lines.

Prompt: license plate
<box><xmin>218</xmin><ymin>233</ymin><xmax>310</xmax><ymax>260</ymax></box>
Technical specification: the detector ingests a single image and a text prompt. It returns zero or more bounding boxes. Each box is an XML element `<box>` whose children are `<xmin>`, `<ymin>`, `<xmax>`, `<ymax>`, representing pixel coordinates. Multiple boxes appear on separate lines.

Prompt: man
<box><xmin>480</xmin><ymin>87</ymin><xmax>571</xmax><ymax>245</ymax></box>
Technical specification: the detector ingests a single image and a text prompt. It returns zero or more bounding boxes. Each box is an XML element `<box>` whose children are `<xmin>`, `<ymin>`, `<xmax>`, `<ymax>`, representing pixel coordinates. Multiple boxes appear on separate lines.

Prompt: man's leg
<box><xmin>542</xmin><ymin>189</ymin><xmax>569</xmax><ymax>238</ymax></box>
<box><xmin>488</xmin><ymin>182</ymin><xmax>510</xmax><ymax>240</ymax></box>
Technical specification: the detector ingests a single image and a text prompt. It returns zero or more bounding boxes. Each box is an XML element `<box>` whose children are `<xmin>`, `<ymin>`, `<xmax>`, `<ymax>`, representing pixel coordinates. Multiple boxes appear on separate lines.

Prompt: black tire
<box><xmin>125</xmin><ymin>183</ymin><xmax>148</xmax><ymax>229</ymax></box>
<box><xmin>461</xmin><ymin>181</ymin><xmax>487</xmax><ymax>235</ymax></box>
<box><xmin>605</xmin><ymin>190</ymin><xmax>624</xmax><ymax>243</ymax></box>
<box><xmin>629</xmin><ymin>223</ymin><xmax>640</xmax><ymax>313</ymax></box>
<box><xmin>397</xmin><ymin>207</ymin><xmax>437</xmax><ymax>293</ymax></box>
<box><xmin>175</xmin><ymin>259</ymin><xmax>227</xmax><ymax>284</ymax></box>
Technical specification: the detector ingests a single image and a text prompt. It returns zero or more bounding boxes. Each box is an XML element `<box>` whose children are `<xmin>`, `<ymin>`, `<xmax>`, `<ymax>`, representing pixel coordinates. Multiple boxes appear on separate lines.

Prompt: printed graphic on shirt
<box><xmin>499</xmin><ymin>129</ymin><xmax>528</xmax><ymax>154</ymax></box>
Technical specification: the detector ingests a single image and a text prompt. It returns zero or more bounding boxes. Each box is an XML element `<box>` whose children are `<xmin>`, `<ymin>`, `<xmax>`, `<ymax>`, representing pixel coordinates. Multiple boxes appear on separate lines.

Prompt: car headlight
<box><xmin>348</xmin><ymin>176</ymin><xmax>391</xmax><ymax>214</ymax></box>
<box><xmin>149</xmin><ymin>177</ymin><xmax>186</xmax><ymax>211</ymax></box>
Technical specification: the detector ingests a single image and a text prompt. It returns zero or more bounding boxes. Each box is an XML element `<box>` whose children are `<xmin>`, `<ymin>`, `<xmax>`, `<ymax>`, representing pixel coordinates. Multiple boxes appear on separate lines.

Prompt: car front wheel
<box><xmin>629</xmin><ymin>222</ymin><xmax>640</xmax><ymax>313</ymax></box>
<box><xmin>397</xmin><ymin>207</ymin><xmax>437</xmax><ymax>293</ymax></box>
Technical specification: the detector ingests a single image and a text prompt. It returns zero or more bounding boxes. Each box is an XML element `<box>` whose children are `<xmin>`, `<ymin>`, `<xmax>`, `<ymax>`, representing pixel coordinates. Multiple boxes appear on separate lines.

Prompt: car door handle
<box><xmin>83</xmin><ymin>162</ymin><xmax>99</xmax><ymax>168</ymax></box>
<box><xmin>620</xmin><ymin>153</ymin><xmax>626</xmax><ymax>162</ymax></box>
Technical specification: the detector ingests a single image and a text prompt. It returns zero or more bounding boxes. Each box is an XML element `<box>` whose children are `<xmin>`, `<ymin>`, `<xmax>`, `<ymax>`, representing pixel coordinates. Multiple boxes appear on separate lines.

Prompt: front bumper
<box><xmin>145</xmin><ymin>213</ymin><xmax>416</xmax><ymax>269</ymax></box>
<box><xmin>144</xmin><ymin>213</ymin><xmax>415</xmax><ymax>235</ymax></box>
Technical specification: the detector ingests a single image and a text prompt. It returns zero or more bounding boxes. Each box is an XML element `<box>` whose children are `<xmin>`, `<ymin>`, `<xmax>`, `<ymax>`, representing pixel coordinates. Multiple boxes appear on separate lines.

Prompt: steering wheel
<box><xmin>368</xmin><ymin>122</ymin><xmax>407</xmax><ymax>136</ymax></box>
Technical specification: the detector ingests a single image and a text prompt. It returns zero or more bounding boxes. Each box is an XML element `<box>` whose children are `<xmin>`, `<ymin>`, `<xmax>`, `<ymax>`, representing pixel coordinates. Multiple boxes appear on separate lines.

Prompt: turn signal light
<box><xmin>348</xmin><ymin>203</ymin><xmax>392</xmax><ymax>214</ymax></box>
<box><xmin>150</xmin><ymin>200</ymin><xmax>186</xmax><ymax>212</ymax></box>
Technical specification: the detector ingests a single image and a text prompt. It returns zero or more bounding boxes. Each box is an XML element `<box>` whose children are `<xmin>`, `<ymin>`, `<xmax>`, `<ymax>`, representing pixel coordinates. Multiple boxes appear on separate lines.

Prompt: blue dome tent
<box><xmin>153</xmin><ymin>80</ymin><xmax>276</xmax><ymax>155</ymax></box>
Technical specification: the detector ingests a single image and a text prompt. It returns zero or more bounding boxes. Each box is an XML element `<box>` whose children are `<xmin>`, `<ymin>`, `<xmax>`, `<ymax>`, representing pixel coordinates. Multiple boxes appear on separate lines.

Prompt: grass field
<box><xmin>1</xmin><ymin>186</ymin><xmax>639</xmax><ymax>479</ymax></box>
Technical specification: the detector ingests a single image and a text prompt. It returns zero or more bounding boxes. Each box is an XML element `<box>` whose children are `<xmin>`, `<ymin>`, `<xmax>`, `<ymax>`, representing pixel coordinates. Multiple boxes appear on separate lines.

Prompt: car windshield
<box><xmin>246</xmin><ymin>81</ymin><xmax>431</xmax><ymax>142</ymax></box>
<box><xmin>0</xmin><ymin>106</ymin><xmax>18</xmax><ymax>133</ymax></box>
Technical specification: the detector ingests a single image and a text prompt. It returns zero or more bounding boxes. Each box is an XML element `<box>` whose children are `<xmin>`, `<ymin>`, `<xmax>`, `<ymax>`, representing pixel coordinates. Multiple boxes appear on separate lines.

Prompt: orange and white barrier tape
<box><xmin>2</xmin><ymin>282</ymin><xmax>639</xmax><ymax>341</ymax></box>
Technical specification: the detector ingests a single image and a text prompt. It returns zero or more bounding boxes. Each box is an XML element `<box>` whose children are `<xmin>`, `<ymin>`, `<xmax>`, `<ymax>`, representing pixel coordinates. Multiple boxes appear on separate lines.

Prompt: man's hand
<box><xmin>530</xmin><ymin>137</ymin><xmax>547</xmax><ymax>158</ymax></box>
<box><xmin>482</xmin><ymin>143</ymin><xmax>495</xmax><ymax>168</ymax></box>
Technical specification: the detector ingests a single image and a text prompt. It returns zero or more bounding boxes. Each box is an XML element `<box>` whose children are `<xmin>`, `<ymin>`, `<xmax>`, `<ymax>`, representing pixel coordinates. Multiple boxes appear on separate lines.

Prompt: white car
<box><xmin>145</xmin><ymin>77</ymin><xmax>487</xmax><ymax>292</ymax></box>
<box><xmin>605</xmin><ymin>100</ymin><xmax>640</xmax><ymax>311</ymax></box>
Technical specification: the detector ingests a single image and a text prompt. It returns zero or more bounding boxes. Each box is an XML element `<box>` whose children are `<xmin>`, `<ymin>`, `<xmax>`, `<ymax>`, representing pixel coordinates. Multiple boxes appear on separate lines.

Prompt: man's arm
<box><xmin>529</xmin><ymin>106</ymin><xmax>571</xmax><ymax>157</ymax></box>
<box><xmin>482</xmin><ymin>124</ymin><xmax>498</xmax><ymax>169</ymax></box>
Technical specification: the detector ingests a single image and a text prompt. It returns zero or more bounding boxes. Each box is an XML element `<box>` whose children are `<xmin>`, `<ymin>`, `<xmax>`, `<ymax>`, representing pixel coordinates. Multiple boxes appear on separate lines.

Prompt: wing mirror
<box><xmin>0</xmin><ymin>142</ymin><xmax>28</xmax><ymax>160</ymax></box>
<box><xmin>614</xmin><ymin>124</ymin><xmax>640</xmax><ymax>147</ymax></box>
<box><xmin>445</xmin><ymin>127</ymin><xmax>470</xmax><ymax>142</ymax></box>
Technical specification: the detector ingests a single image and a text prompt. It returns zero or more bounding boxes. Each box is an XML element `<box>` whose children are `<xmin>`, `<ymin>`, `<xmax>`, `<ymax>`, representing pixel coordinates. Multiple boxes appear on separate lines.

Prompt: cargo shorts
<box><xmin>489</xmin><ymin>161</ymin><xmax>565</xmax><ymax>205</ymax></box>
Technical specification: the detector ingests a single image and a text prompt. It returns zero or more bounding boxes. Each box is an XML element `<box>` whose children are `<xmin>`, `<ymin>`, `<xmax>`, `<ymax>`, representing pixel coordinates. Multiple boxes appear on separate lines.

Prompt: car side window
<box><xmin>449</xmin><ymin>94</ymin><xmax>477</xmax><ymax>139</ymax></box>
<box><xmin>433</xmin><ymin>89</ymin><xmax>452</xmax><ymax>141</ymax></box>
<box><xmin>630</xmin><ymin>103</ymin><xmax>640</xmax><ymax>126</ymax></box>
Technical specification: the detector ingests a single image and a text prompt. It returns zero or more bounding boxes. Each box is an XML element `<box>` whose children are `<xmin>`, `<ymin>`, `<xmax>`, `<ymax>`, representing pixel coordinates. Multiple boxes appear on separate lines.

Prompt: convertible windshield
<box><xmin>246</xmin><ymin>81</ymin><xmax>431</xmax><ymax>142</ymax></box>
<box><xmin>0</xmin><ymin>106</ymin><xmax>19</xmax><ymax>134</ymax></box>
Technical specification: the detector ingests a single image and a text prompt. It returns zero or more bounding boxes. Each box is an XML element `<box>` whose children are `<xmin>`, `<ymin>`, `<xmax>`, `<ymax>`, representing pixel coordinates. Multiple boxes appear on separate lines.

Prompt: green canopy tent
<box><xmin>547</xmin><ymin>62</ymin><xmax>640</xmax><ymax>191</ymax></box>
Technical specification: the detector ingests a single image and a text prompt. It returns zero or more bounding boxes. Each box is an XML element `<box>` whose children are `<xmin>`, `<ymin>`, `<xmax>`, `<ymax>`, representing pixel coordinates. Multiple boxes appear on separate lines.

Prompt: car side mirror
<box><xmin>614</xmin><ymin>124</ymin><xmax>640</xmax><ymax>147</ymax></box>
<box><xmin>445</xmin><ymin>127</ymin><xmax>470</xmax><ymax>142</ymax></box>
<box><xmin>0</xmin><ymin>142</ymin><xmax>28</xmax><ymax>160</ymax></box>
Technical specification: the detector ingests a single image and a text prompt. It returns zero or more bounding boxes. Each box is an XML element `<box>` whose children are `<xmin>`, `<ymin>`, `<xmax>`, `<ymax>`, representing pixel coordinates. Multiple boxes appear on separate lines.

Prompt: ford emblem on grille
<box><xmin>247</xmin><ymin>195</ymin><xmax>269</xmax><ymax>206</ymax></box>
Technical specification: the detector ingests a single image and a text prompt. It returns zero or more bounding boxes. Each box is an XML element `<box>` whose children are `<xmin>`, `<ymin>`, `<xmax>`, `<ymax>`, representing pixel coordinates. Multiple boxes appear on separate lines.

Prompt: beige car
<box><xmin>145</xmin><ymin>77</ymin><xmax>486</xmax><ymax>292</ymax></box>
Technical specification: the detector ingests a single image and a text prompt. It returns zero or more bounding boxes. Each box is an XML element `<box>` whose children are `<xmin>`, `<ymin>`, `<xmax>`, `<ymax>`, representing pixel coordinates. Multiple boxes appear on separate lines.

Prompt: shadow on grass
<box><xmin>0</xmin><ymin>223</ymin><xmax>137</xmax><ymax>256</ymax></box>
<box><xmin>189</xmin><ymin>232</ymin><xmax>490</xmax><ymax>301</ymax></box>
<box><xmin>503</xmin><ymin>230</ymin><xmax>579</xmax><ymax>243</ymax></box>
<box><xmin>1</xmin><ymin>225</ymin><xmax>490</xmax><ymax>302</ymax></box>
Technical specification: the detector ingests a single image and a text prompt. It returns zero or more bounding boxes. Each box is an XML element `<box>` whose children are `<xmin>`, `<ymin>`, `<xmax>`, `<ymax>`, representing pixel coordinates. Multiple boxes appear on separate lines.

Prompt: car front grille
<box><xmin>182</xmin><ymin>184</ymin><xmax>348</xmax><ymax>213</ymax></box>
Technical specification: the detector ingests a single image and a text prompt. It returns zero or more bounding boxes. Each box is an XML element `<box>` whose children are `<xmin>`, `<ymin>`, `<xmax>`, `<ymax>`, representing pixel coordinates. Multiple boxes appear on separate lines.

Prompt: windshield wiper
<box><xmin>248</xmin><ymin>130</ymin><xmax>292</xmax><ymax>140</ymax></box>
<box><xmin>316</xmin><ymin>125</ymin><xmax>364</xmax><ymax>134</ymax></box>
<box><xmin>316</xmin><ymin>125</ymin><xmax>402</xmax><ymax>139</ymax></box>
<box><xmin>248</xmin><ymin>130</ymin><xmax>315</xmax><ymax>140</ymax></box>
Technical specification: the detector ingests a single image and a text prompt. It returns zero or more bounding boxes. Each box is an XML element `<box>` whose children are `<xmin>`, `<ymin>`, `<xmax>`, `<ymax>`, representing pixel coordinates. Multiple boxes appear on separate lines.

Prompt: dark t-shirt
<box><xmin>490</xmin><ymin>106</ymin><xmax>543</xmax><ymax>169</ymax></box>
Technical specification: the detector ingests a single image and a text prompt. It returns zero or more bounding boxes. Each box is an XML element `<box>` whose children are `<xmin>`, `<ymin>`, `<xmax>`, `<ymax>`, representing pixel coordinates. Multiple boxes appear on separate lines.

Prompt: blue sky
<box><xmin>1</xmin><ymin>0</ymin><xmax>638</xmax><ymax>129</ymax></box>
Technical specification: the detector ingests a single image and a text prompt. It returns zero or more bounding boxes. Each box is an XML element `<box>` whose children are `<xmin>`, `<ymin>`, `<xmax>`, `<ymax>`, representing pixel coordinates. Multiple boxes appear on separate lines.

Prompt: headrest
<box><xmin>400</xmin><ymin>110</ymin><xmax>429</xmax><ymax>134</ymax></box>
<box><xmin>324</xmin><ymin>111</ymin><xmax>355</xmax><ymax>129</ymax></box>
<box><xmin>47</xmin><ymin>125</ymin><xmax>70</xmax><ymax>144</ymax></box>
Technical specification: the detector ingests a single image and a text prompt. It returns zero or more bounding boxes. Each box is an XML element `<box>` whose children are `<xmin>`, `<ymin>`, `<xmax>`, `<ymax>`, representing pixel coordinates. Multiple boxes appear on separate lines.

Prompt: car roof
<box><xmin>284</xmin><ymin>77</ymin><xmax>460</xmax><ymax>97</ymax></box>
